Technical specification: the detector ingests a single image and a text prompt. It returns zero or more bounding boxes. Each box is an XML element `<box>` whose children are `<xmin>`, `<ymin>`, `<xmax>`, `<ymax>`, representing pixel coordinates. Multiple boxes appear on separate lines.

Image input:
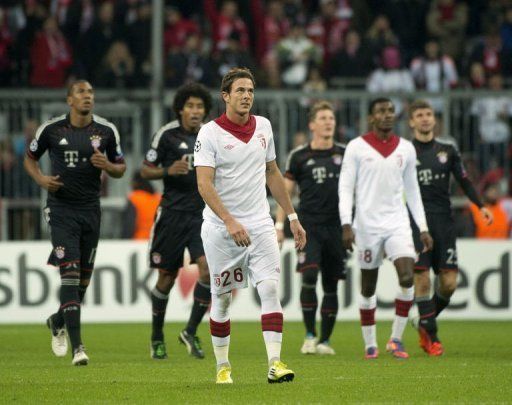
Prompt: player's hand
<box><xmin>342</xmin><ymin>224</ymin><xmax>355</xmax><ymax>251</ymax></box>
<box><xmin>39</xmin><ymin>175</ymin><xmax>64</xmax><ymax>192</ymax></box>
<box><xmin>168</xmin><ymin>156</ymin><xmax>189</xmax><ymax>176</ymax></box>
<box><xmin>290</xmin><ymin>219</ymin><xmax>306</xmax><ymax>250</ymax></box>
<box><xmin>481</xmin><ymin>207</ymin><xmax>494</xmax><ymax>225</ymax></box>
<box><xmin>90</xmin><ymin>147</ymin><xmax>109</xmax><ymax>170</ymax></box>
<box><xmin>276</xmin><ymin>229</ymin><xmax>285</xmax><ymax>249</ymax></box>
<box><xmin>420</xmin><ymin>231</ymin><xmax>434</xmax><ymax>253</ymax></box>
<box><xmin>225</xmin><ymin>217</ymin><xmax>251</xmax><ymax>247</ymax></box>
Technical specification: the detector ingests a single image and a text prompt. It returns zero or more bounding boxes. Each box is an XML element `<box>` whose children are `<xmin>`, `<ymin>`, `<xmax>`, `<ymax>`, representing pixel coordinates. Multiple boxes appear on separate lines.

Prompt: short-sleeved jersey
<box><xmin>143</xmin><ymin>120</ymin><xmax>203</xmax><ymax>212</ymax></box>
<box><xmin>413</xmin><ymin>138</ymin><xmax>475</xmax><ymax>215</ymax></box>
<box><xmin>27</xmin><ymin>114</ymin><xmax>124</xmax><ymax>208</ymax></box>
<box><xmin>194</xmin><ymin>114</ymin><xmax>276</xmax><ymax>228</ymax></box>
<box><xmin>285</xmin><ymin>142</ymin><xmax>345</xmax><ymax>225</ymax></box>
<box><xmin>339</xmin><ymin>132</ymin><xmax>427</xmax><ymax>234</ymax></box>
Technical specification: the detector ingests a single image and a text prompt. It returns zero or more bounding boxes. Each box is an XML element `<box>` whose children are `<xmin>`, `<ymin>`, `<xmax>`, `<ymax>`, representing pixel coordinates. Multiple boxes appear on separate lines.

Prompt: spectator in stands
<box><xmin>470</xmin><ymin>73</ymin><xmax>512</xmax><ymax>171</ymax></box>
<box><xmin>329</xmin><ymin>29</ymin><xmax>373</xmax><ymax>88</ymax></box>
<box><xmin>122</xmin><ymin>171</ymin><xmax>161</xmax><ymax>239</ymax></box>
<box><xmin>469</xmin><ymin>28</ymin><xmax>512</xmax><ymax>77</ymax></box>
<box><xmin>366</xmin><ymin>45</ymin><xmax>414</xmax><ymax>116</ymax></box>
<box><xmin>30</xmin><ymin>16</ymin><xmax>72</xmax><ymax>87</ymax></box>
<box><xmin>214</xmin><ymin>31</ymin><xmax>256</xmax><ymax>82</ymax></box>
<box><xmin>469</xmin><ymin>182</ymin><xmax>510</xmax><ymax>238</ymax></box>
<box><xmin>127</xmin><ymin>1</ymin><xmax>151</xmax><ymax>86</ymax></box>
<box><xmin>95</xmin><ymin>40</ymin><xmax>135</xmax><ymax>88</ymax></box>
<box><xmin>500</xmin><ymin>7</ymin><xmax>512</xmax><ymax>52</ymax></box>
<box><xmin>426</xmin><ymin>0</ymin><xmax>468</xmax><ymax>62</ymax></box>
<box><xmin>163</xmin><ymin>6</ymin><xmax>200</xmax><ymax>56</ymax></box>
<box><xmin>277</xmin><ymin>24</ymin><xmax>321</xmax><ymax>88</ymax></box>
<box><xmin>166</xmin><ymin>33</ymin><xmax>214</xmax><ymax>88</ymax></box>
<box><xmin>365</xmin><ymin>14</ymin><xmax>399</xmax><ymax>62</ymax></box>
<box><xmin>467</xmin><ymin>61</ymin><xmax>486</xmax><ymax>88</ymax></box>
<box><xmin>204</xmin><ymin>0</ymin><xmax>249</xmax><ymax>53</ymax></box>
<box><xmin>80</xmin><ymin>1</ymin><xmax>123</xmax><ymax>82</ymax></box>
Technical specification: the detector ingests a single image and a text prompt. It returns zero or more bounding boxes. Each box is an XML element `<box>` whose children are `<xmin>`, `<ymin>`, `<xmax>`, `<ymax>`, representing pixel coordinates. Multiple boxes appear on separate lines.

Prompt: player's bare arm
<box><xmin>196</xmin><ymin>165</ymin><xmax>251</xmax><ymax>247</ymax></box>
<box><xmin>23</xmin><ymin>156</ymin><xmax>64</xmax><ymax>192</ymax></box>
<box><xmin>274</xmin><ymin>177</ymin><xmax>296</xmax><ymax>247</ymax></box>
<box><xmin>90</xmin><ymin>148</ymin><xmax>126</xmax><ymax>178</ymax></box>
<box><xmin>266</xmin><ymin>160</ymin><xmax>306</xmax><ymax>250</ymax></box>
<box><xmin>141</xmin><ymin>156</ymin><xmax>190</xmax><ymax>179</ymax></box>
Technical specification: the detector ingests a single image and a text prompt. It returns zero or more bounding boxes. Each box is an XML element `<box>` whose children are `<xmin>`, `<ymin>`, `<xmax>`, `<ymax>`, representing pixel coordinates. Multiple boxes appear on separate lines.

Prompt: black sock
<box><xmin>433</xmin><ymin>292</ymin><xmax>450</xmax><ymax>317</ymax></box>
<box><xmin>300</xmin><ymin>286</ymin><xmax>317</xmax><ymax>336</ymax></box>
<box><xmin>78</xmin><ymin>286</ymin><xmax>88</xmax><ymax>303</ymax></box>
<box><xmin>151</xmin><ymin>286</ymin><xmax>170</xmax><ymax>342</ymax></box>
<box><xmin>53</xmin><ymin>309</ymin><xmax>65</xmax><ymax>328</ymax></box>
<box><xmin>60</xmin><ymin>284</ymin><xmax>81</xmax><ymax>351</ymax></box>
<box><xmin>319</xmin><ymin>292</ymin><xmax>338</xmax><ymax>343</ymax></box>
<box><xmin>186</xmin><ymin>281</ymin><xmax>211</xmax><ymax>336</ymax></box>
<box><xmin>416</xmin><ymin>297</ymin><xmax>438</xmax><ymax>342</ymax></box>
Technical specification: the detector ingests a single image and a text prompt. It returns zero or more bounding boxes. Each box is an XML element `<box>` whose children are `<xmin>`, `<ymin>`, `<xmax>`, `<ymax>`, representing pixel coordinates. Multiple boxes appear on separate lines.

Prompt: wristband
<box><xmin>287</xmin><ymin>213</ymin><xmax>298</xmax><ymax>222</ymax></box>
<box><xmin>275</xmin><ymin>222</ymin><xmax>284</xmax><ymax>231</ymax></box>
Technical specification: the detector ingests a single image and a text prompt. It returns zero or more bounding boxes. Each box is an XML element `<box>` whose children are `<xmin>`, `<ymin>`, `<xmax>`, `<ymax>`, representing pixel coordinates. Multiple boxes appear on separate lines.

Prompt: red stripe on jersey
<box><xmin>362</xmin><ymin>132</ymin><xmax>400</xmax><ymax>158</ymax></box>
<box><xmin>210</xmin><ymin>319</ymin><xmax>230</xmax><ymax>337</ymax></box>
<box><xmin>215</xmin><ymin>113</ymin><xmax>256</xmax><ymax>143</ymax></box>
<box><xmin>360</xmin><ymin>308</ymin><xmax>376</xmax><ymax>326</ymax></box>
<box><xmin>261</xmin><ymin>312</ymin><xmax>283</xmax><ymax>333</ymax></box>
<box><xmin>395</xmin><ymin>299</ymin><xmax>413</xmax><ymax>317</ymax></box>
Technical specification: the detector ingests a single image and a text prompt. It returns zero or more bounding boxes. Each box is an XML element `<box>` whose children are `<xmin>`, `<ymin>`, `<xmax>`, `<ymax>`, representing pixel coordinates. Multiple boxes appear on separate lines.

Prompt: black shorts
<box><xmin>149</xmin><ymin>208</ymin><xmax>204</xmax><ymax>272</ymax></box>
<box><xmin>45</xmin><ymin>205</ymin><xmax>100</xmax><ymax>269</ymax></box>
<box><xmin>296</xmin><ymin>222</ymin><xmax>347</xmax><ymax>280</ymax></box>
<box><xmin>412</xmin><ymin>213</ymin><xmax>458</xmax><ymax>274</ymax></box>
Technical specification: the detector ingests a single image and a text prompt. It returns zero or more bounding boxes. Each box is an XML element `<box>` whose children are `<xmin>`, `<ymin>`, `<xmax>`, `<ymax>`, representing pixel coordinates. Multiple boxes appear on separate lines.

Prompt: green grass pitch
<box><xmin>1</xmin><ymin>321</ymin><xmax>511</xmax><ymax>403</ymax></box>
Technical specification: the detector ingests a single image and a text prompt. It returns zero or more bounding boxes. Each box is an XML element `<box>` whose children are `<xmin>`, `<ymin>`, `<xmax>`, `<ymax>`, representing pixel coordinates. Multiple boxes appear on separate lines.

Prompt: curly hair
<box><xmin>172</xmin><ymin>82</ymin><xmax>213</xmax><ymax>122</ymax></box>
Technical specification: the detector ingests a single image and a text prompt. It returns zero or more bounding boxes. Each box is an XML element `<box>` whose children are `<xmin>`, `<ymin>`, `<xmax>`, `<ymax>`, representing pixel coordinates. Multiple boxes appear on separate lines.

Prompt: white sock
<box><xmin>391</xmin><ymin>287</ymin><xmax>414</xmax><ymax>341</ymax></box>
<box><xmin>359</xmin><ymin>294</ymin><xmax>377</xmax><ymax>349</ymax></box>
<box><xmin>213</xmin><ymin>344</ymin><xmax>230</xmax><ymax>369</ymax></box>
<box><xmin>263</xmin><ymin>331</ymin><xmax>282</xmax><ymax>364</ymax></box>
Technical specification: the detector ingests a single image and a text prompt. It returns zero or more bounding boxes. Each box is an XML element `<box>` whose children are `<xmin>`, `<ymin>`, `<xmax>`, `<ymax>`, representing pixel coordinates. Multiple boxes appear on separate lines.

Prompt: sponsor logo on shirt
<box><xmin>257</xmin><ymin>133</ymin><xmax>266</xmax><ymax>149</ymax></box>
<box><xmin>194</xmin><ymin>140</ymin><xmax>201</xmax><ymax>152</ymax></box>
<box><xmin>224</xmin><ymin>144</ymin><xmax>235</xmax><ymax>150</ymax></box>
<box><xmin>332</xmin><ymin>154</ymin><xmax>342</xmax><ymax>165</ymax></box>
<box><xmin>59</xmin><ymin>138</ymin><xmax>68</xmax><ymax>145</ymax></box>
<box><xmin>437</xmin><ymin>151</ymin><xmax>448</xmax><ymax>164</ymax></box>
<box><xmin>179</xmin><ymin>142</ymin><xmax>188</xmax><ymax>149</ymax></box>
<box><xmin>54</xmin><ymin>246</ymin><xmax>65</xmax><ymax>259</ymax></box>
<box><xmin>396</xmin><ymin>154</ymin><xmax>403</xmax><ymax>168</ymax></box>
<box><xmin>90</xmin><ymin>135</ymin><xmax>101</xmax><ymax>148</ymax></box>
<box><xmin>306</xmin><ymin>158</ymin><xmax>315</xmax><ymax>166</ymax></box>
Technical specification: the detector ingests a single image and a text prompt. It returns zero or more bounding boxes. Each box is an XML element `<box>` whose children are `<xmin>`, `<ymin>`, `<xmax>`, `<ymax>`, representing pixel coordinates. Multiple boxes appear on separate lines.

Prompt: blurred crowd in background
<box><xmin>1</xmin><ymin>0</ymin><xmax>512</xmax><ymax>240</ymax></box>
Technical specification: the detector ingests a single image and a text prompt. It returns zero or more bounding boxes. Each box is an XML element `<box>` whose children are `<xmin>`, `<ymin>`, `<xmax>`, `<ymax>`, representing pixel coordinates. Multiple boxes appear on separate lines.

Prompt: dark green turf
<box><xmin>1</xmin><ymin>321</ymin><xmax>511</xmax><ymax>403</ymax></box>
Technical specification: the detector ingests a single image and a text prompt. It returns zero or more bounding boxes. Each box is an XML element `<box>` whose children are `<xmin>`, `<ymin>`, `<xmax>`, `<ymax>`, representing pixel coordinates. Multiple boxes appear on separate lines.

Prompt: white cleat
<box><xmin>316</xmin><ymin>342</ymin><xmax>336</xmax><ymax>355</ymax></box>
<box><xmin>72</xmin><ymin>345</ymin><xmax>89</xmax><ymax>366</ymax></box>
<box><xmin>300</xmin><ymin>336</ymin><xmax>318</xmax><ymax>354</ymax></box>
<box><xmin>46</xmin><ymin>316</ymin><xmax>68</xmax><ymax>357</ymax></box>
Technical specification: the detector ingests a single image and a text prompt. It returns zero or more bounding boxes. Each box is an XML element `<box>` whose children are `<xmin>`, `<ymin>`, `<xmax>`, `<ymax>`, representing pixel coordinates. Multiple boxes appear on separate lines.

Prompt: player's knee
<box><xmin>440</xmin><ymin>278</ymin><xmax>457</xmax><ymax>297</ymax></box>
<box><xmin>414</xmin><ymin>272</ymin><xmax>430</xmax><ymax>296</ymax></box>
<box><xmin>157</xmin><ymin>271</ymin><xmax>176</xmax><ymax>293</ymax></box>
<box><xmin>211</xmin><ymin>292</ymin><xmax>232</xmax><ymax>321</ymax></box>
<box><xmin>301</xmin><ymin>268</ymin><xmax>319</xmax><ymax>287</ymax></box>
<box><xmin>361</xmin><ymin>284</ymin><xmax>376</xmax><ymax>297</ymax></box>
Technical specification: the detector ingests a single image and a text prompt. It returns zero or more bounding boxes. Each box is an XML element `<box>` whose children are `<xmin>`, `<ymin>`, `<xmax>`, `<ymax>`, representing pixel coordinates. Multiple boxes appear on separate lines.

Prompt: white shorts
<box><xmin>201</xmin><ymin>221</ymin><xmax>281</xmax><ymax>294</ymax></box>
<box><xmin>355</xmin><ymin>226</ymin><xmax>416</xmax><ymax>269</ymax></box>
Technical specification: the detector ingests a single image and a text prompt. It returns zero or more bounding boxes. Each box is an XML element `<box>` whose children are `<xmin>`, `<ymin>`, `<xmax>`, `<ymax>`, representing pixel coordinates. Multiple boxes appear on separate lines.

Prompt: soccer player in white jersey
<box><xmin>339</xmin><ymin>98</ymin><xmax>433</xmax><ymax>360</ymax></box>
<box><xmin>194</xmin><ymin>67</ymin><xmax>307</xmax><ymax>384</ymax></box>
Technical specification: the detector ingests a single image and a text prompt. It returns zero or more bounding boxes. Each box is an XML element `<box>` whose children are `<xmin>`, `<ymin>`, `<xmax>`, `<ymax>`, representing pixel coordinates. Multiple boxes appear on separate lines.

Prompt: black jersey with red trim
<box><xmin>143</xmin><ymin>120</ymin><xmax>203</xmax><ymax>212</ymax></box>
<box><xmin>285</xmin><ymin>142</ymin><xmax>345</xmax><ymax>225</ymax></box>
<box><xmin>413</xmin><ymin>137</ymin><xmax>482</xmax><ymax>215</ymax></box>
<box><xmin>27</xmin><ymin>114</ymin><xmax>124</xmax><ymax>208</ymax></box>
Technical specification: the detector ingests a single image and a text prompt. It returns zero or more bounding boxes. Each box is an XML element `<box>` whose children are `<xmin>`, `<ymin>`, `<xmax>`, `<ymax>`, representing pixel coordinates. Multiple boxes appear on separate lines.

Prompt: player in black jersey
<box><xmin>24</xmin><ymin>80</ymin><xmax>126</xmax><ymax>365</ymax></box>
<box><xmin>141</xmin><ymin>83</ymin><xmax>213</xmax><ymax>360</ymax></box>
<box><xmin>409</xmin><ymin>100</ymin><xmax>493</xmax><ymax>356</ymax></box>
<box><xmin>276</xmin><ymin>101</ymin><xmax>346</xmax><ymax>355</ymax></box>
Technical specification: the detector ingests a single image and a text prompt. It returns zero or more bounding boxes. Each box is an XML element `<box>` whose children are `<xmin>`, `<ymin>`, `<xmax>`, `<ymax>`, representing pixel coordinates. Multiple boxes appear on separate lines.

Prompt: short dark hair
<box><xmin>220</xmin><ymin>67</ymin><xmax>256</xmax><ymax>93</ymax></box>
<box><xmin>173</xmin><ymin>82</ymin><xmax>213</xmax><ymax>121</ymax></box>
<box><xmin>409</xmin><ymin>99</ymin><xmax>433</xmax><ymax>118</ymax></box>
<box><xmin>67</xmin><ymin>80</ymin><xmax>91</xmax><ymax>96</ymax></box>
<box><xmin>368</xmin><ymin>97</ymin><xmax>392</xmax><ymax>114</ymax></box>
<box><xmin>308</xmin><ymin>100</ymin><xmax>335</xmax><ymax>122</ymax></box>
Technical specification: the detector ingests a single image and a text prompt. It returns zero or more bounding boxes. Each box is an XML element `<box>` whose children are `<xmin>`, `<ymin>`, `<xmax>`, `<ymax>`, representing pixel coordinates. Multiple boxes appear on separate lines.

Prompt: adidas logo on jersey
<box><xmin>59</xmin><ymin>138</ymin><xmax>69</xmax><ymax>145</ymax></box>
<box><xmin>179</xmin><ymin>142</ymin><xmax>188</xmax><ymax>149</ymax></box>
<box><xmin>306</xmin><ymin>159</ymin><xmax>315</xmax><ymax>166</ymax></box>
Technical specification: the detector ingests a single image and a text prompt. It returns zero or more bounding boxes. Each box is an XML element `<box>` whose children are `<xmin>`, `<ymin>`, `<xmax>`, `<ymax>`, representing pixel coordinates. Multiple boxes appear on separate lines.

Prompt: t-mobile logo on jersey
<box><xmin>183</xmin><ymin>153</ymin><xmax>194</xmax><ymax>170</ymax></box>
<box><xmin>64</xmin><ymin>151</ymin><xmax>79</xmax><ymax>167</ymax></box>
<box><xmin>418</xmin><ymin>168</ymin><xmax>433</xmax><ymax>185</ymax></box>
<box><xmin>312</xmin><ymin>167</ymin><xmax>327</xmax><ymax>184</ymax></box>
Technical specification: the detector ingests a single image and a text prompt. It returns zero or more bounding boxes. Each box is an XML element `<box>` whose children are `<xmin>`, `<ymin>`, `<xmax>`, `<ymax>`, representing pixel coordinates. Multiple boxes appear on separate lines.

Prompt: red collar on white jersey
<box><xmin>215</xmin><ymin>113</ymin><xmax>256</xmax><ymax>144</ymax></box>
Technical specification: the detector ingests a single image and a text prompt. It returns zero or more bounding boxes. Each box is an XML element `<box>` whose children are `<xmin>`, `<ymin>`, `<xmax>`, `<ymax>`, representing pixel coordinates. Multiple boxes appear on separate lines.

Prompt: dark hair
<box><xmin>220</xmin><ymin>67</ymin><xmax>256</xmax><ymax>93</ymax></box>
<box><xmin>409</xmin><ymin>99</ymin><xmax>433</xmax><ymax>118</ymax></box>
<box><xmin>368</xmin><ymin>97</ymin><xmax>392</xmax><ymax>114</ymax></box>
<box><xmin>67</xmin><ymin>80</ymin><xmax>91</xmax><ymax>96</ymax></box>
<box><xmin>172</xmin><ymin>82</ymin><xmax>213</xmax><ymax>121</ymax></box>
<box><xmin>308</xmin><ymin>100</ymin><xmax>335</xmax><ymax>122</ymax></box>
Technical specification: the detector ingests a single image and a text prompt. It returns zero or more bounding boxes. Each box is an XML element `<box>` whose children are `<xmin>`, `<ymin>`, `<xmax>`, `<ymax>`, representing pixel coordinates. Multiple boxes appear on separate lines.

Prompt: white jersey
<box><xmin>194</xmin><ymin>114</ymin><xmax>276</xmax><ymax>228</ymax></box>
<box><xmin>338</xmin><ymin>132</ymin><xmax>428</xmax><ymax>234</ymax></box>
